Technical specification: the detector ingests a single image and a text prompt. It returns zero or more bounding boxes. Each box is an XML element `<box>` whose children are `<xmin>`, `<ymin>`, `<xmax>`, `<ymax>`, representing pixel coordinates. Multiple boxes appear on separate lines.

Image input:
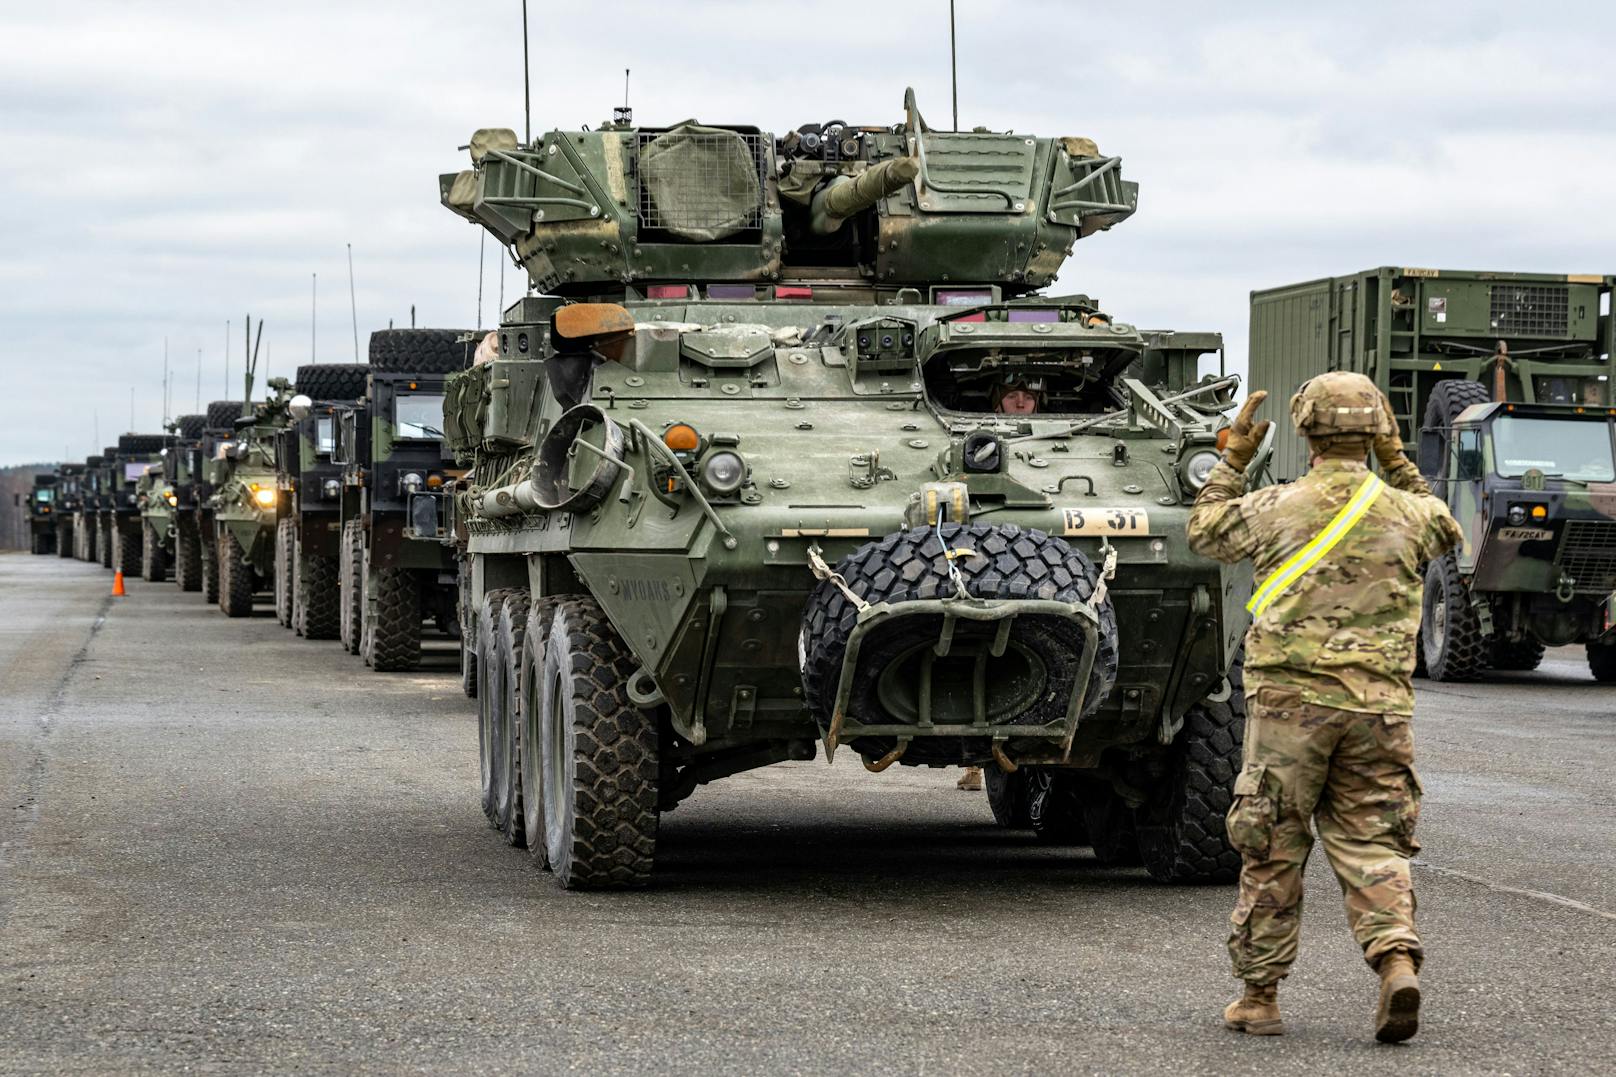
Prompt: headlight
<box><xmin>403</xmin><ymin>472</ymin><xmax>424</xmax><ymax>493</ymax></box>
<box><xmin>253</xmin><ymin>487</ymin><xmax>277</xmax><ymax>508</ymax></box>
<box><xmin>1180</xmin><ymin>449</ymin><xmax>1221</xmax><ymax>492</ymax></box>
<box><xmin>322</xmin><ymin>478</ymin><xmax>341</xmax><ymax>499</ymax></box>
<box><xmin>164</xmin><ymin>491</ymin><xmax>177</xmax><ymax>506</ymax></box>
<box><xmin>1507</xmin><ymin>504</ymin><xmax>1526</xmax><ymax>526</ymax></box>
<box><xmin>700</xmin><ymin>450</ymin><xmax>746</xmax><ymax>496</ymax></box>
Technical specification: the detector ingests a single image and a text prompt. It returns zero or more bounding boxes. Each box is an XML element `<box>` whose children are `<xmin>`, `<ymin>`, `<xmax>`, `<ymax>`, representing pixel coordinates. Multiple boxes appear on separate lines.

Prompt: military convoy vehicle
<box><xmin>72</xmin><ymin>455</ymin><xmax>102</xmax><ymax>561</ymax></box>
<box><xmin>274</xmin><ymin>363</ymin><xmax>370</xmax><ymax>638</ymax></box>
<box><xmin>23</xmin><ymin>473</ymin><xmax>58</xmax><ymax>554</ymax></box>
<box><xmin>136</xmin><ymin>414</ymin><xmax>209</xmax><ymax>583</ymax></box>
<box><xmin>333</xmin><ymin>332</ymin><xmax>473</xmax><ymax>670</ymax></box>
<box><xmin>50</xmin><ymin>464</ymin><xmax>83</xmax><ymax>558</ymax></box>
<box><xmin>210</xmin><ymin>382</ymin><xmax>294</xmax><ymax>617</ymax></box>
<box><xmin>105</xmin><ymin>435</ymin><xmax>167</xmax><ymax>576</ymax></box>
<box><xmin>1250</xmin><ymin>268</ymin><xmax>1616</xmax><ymax>680</ymax></box>
<box><xmin>190</xmin><ymin>400</ymin><xmax>248</xmax><ymax>603</ymax></box>
<box><xmin>437</xmin><ymin>89</ymin><xmax>1252</xmax><ymax>889</ymax></box>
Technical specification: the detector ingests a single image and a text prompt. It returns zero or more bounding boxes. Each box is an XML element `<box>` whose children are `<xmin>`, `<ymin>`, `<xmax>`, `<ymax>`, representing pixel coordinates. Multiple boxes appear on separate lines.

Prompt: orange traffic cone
<box><xmin>112</xmin><ymin>570</ymin><xmax>126</xmax><ymax>597</ymax></box>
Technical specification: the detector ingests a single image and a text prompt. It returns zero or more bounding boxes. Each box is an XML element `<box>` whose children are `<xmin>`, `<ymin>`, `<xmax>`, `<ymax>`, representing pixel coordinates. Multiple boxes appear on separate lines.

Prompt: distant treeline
<box><xmin>1</xmin><ymin>463</ymin><xmax>58</xmax><ymax>550</ymax></box>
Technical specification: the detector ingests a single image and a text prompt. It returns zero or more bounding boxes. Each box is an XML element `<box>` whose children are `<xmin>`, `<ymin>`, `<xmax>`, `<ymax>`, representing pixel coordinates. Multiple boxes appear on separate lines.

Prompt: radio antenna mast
<box><xmin>521</xmin><ymin>0</ymin><xmax>532</xmax><ymax>143</ymax></box>
<box><xmin>162</xmin><ymin>337</ymin><xmax>170</xmax><ymax>425</ymax></box>
<box><xmin>949</xmin><ymin>0</ymin><xmax>959</xmax><ymax>131</ymax></box>
<box><xmin>347</xmin><ymin>243</ymin><xmax>359</xmax><ymax>362</ymax></box>
<box><xmin>617</xmin><ymin>68</ymin><xmax>631</xmax><ymax>125</ymax></box>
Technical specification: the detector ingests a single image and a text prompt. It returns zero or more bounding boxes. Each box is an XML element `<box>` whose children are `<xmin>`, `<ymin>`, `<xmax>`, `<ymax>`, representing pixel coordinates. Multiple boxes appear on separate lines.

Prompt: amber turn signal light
<box><xmin>1216</xmin><ymin>428</ymin><xmax>1230</xmax><ymax>452</ymax></box>
<box><xmin>664</xmin><ymin>424</ymin><xmax>700</xmax><ymax>452</ymax></box>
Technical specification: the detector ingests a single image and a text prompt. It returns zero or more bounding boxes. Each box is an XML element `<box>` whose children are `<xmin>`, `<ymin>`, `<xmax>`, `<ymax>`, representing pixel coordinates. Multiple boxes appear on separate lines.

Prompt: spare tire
<box><xmin>800</xmin><ymin>523</ymin><xmax>1119</xmax><ymax>767</ymax></box>
<box><xmin>296</xmin><ymin>362</ymin><xmax>370</xmax><ymax>401</ymax></box>
<box><xmin>1417</xmin><ymin>380</ymin><xmax>1491</xmax><ymax>477</ymax></box>
<box><xmin>118</xmin><ymin>434</ymin><xmax>167</xmax><ymax>454</ymax></box>
<box><xmin>175</xmin><ymin>414</ymin><xmax>208</xmax><ymax>439</ymax></box>
<box><xmin>368</xmin><ymin>329</ymin><xmax>478</xmax><ymax>374</ymax></box>
<box><xmin>206</xmin><ymin>400</ymin><xmax>248</xmax><ymax>431</ymax></box>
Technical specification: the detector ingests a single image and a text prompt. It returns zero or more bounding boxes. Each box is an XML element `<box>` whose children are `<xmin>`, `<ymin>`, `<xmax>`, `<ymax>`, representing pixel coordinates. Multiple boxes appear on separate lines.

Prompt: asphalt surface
<box><xmin>3</xmin><ymin>550</ymin><xmax>1614</xmax><ymax>1075</ymax></box>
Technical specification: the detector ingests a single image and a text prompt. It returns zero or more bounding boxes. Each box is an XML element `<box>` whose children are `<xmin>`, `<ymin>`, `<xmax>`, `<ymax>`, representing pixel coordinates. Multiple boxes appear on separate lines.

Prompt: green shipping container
<box><xmin>1249</xmin><ymin>267</ymin><xmax>1614</xmax><ymax>481</ymax></box>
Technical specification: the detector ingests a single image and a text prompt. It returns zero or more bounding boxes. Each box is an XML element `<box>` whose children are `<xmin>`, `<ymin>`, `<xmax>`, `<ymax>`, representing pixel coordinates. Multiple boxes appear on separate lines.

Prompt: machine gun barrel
<box><xmin>810</xmin><ymin>156</ymin><xmax>919</xmax><ymax>234</ymax></box>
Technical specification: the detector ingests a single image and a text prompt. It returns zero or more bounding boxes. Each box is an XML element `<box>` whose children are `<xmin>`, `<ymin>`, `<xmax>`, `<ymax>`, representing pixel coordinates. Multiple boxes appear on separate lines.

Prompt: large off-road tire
<box><xmin>1027</xmin><ymin>771</ymin><xmax>1089</xmax><ymax>844</ymax></box>
<box><xmin>800</xmin><ymin>523</ymin><xmax>1119</xmax><ymax>767</ymax></box>
<box><xmin>30</xmin><ymin>531</ymin><xmax>47</xmax><ymax>555</ymax></box>
<box><xmin>1491</xmin><ymin>637</ymin><xmax>1546</xmax><ymax>672</ymax></box>
<box><xmin>273</xmin><ymin>516</ymin><xmax>295</xmax><ymax>628</ymax></box>
<box><xmin>1134</xmin><ymin>654</ymin><xmax>1245</xmax><ymax>884</ymax></box>
<box><xmin>140</xmin><ymin>522</ymin><xmax>166</xmax><ymax>582</ymax></box>
<box><xmin>1588</xmin><ymin>640</ymin><xmax>1616</xmax><ymax>683</ymax></box>
<box><xmin>174</xmin><ymin>517</ymin><xmax>202</xmax><ymax>591</ymax></box>
<box><xmin>1422</xmin><ymin>552</ymin><xmax>1488</xmax><ymax>681</ymax></box>
<box><xmin>56</xmin><ymin>521</ymin><xmax>73</xmax><ymax>558</ymax></box>
<box><xmin>115</xmin><ymin>522</ymin><xmax>140</xmax><ymax>578</ymax></box>
<box><xmin>200</xmin><ymin>532</ymin><xmax>219</xmax><ymax>604</ymax></box>
<box><xmin>985</xmin><ymin>767</ymin><xmax>1032</xmax><ymax>828</ymax></box>
<box><xmin>477</xmin><ymin>587</ymin><xmax>525</xmax><ymax>826</ymax></box>
<box><xmin>338</xmin><ymin>519</ymin><xmax>364</xmax><ymax>654</ymax></box>
<box><xmin>97</xmin><ymin>519</ymin><xmax>112</xmax><ymax>568</ymax></box>
<box><xmin>458</xmin><ymin>559</ymin><xmax>479</xmax><ymax>699</ymax></box>
<box><xmin>206</xmin><ymin>400</ymin><xmax>248</xmax><ymax>432</ymax></box>
<box><xmin>1418</xmin><ymin>379</ymin><xmax>1493</xmax><ymax>477</ymax></box>
<box><xmin>520</xmin><ymin>596</ymin><xmax>567</xmax><ymax>866</ymax></box>
<box><xmin>294</xmin><ymin>362</ymin><xmax>371</xmax><ymax>402</ymax></box>
<box><xmin>368</xmin><ymin>328</ymin><xmax>477</xmax><ymax>374</ymax></box>
<box><xmin>298</xmin><ymin>552</ymin><xmax>340</xmax><ymax>640</ymax></box>
<box><xmin>117</xmin><ymin>434</ymin><xmax>166</xmax><ymax>454</ymax></box>
<box><xmin>1082</xmin><ymin>782</ymin><xmax>1144</xmax><ymax>866</ymax></box>
<box><xmin>217</xmin><ymin>532</ymin><xmax>254</xmax><ymax>617</ymax></box>
<box><xmin>175</xmin><ymin>413</ymin><xmax>208</xmax><ymax>439</ymax></box>
<box><xmin>496</xmin><ymin>592</ymin><xmax>532</xmax><ymax>847</ymax></box>
<box><xmin>366</xmin><ymin>564</ymin><xmax>422</xmax><ymax>672</ymax></box>
<box><xmin>539</xmin><ymin>597</ymin><xmax>658</xmax><ymax>889</ymax></box>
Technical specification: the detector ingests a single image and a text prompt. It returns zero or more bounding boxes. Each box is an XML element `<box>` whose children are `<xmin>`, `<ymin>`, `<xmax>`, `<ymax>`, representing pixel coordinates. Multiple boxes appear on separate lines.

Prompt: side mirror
<box><xmin>288</xmin><ymin>394</ymin><xmax>313</xmax><ymax>421</ymax></box>
<box><xmin>1244</xmin><ymin>422</ymin><xmax>1278</xmax><ymax>489</ymax></box>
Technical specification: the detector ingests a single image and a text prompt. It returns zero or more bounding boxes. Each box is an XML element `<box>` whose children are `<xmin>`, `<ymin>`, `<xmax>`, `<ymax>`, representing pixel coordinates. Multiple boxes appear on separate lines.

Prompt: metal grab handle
<box><xmin>626</xmin><ymin>418</ymin><xmax>737</xmax><ymax>548</ymax></box>
<box><xmin>903</xmin><ymin>86</ymin><xmax>1015</xmax><ymax>209</ymax></box>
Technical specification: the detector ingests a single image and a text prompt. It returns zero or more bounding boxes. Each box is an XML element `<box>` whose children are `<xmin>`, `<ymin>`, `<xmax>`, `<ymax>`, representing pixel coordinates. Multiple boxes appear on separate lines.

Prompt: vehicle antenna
<box><xmin>617</xmin><ymin>68</ymin><xmax>631</xmax><ymax>125</ymax></box>
<box><xmin>162</xmin><ymin>337</ymin><xmax>170</xmax><ymax>425</ymax></box>
<box><xmin>949</xmin><ymin>0</ymin><xmax>959</xmax><ymax>131</ymax></box>
<box><xmin>477</xmin><ymin>231</ymin><xmax>486</xmax><ymax>329</ymax></box>
<box><xmin>521</xmin><ymin>0</ymin><xmax>532</xmax><ymax>143</ymax></box>
<box><xmin>347</xmin><ymin>243</ymin><xmax>359</xmax><ymax>363</ymax></box>
<box><xmin>410</xmin><ymin>304</ymin><xmax>416</xmax><ymax>329</ymax></box>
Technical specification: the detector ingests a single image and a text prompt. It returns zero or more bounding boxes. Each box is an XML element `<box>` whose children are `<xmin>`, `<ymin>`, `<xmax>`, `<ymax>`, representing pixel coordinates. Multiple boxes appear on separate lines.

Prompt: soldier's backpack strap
<box><xmin>1246</xmin><ymin>473</ymin><xmax>1385</xmax><ymax>617</ymax></box>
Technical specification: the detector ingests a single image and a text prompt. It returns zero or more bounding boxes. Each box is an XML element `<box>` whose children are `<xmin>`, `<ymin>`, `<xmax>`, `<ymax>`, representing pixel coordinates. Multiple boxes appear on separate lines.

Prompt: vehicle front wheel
<box><xmin>218</xmin><ymin>532</ymin><xmax>254</xmax><ymax>617</ymax></box>
<box><xmin>984</xmin><ymin>767</ymin><xmax>1032</xmax><ymax>828</ymax></box>
<box><xmin>1422</xmin><ymin>552</ymin><xmax>1488</xmax><ymax>682</ymax></box>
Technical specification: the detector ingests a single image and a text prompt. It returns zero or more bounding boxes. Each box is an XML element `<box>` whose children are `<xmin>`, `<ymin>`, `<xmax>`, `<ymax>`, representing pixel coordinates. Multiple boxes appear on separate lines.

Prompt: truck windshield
<box><xmin>394</xmin><ymin>394</ymin><xmax>445</xmax><ymax>440</ymax></box>
<box><xmin>34</xmin><ymin>488</ymin><xmax>53</xmax><ymax>503</ymax></box>
<box><xmin>122</xmin><ymin>462</ymin><xmax>147</xmax><ymax>482</ymax></box>
<box><xmin>1492</xmin><ymin>417</ymin><xmax>1615</xmax><ymax>482</ymax></box>
<box><xmin>316</xmin><ymin>417</ymin><xmax>335</xmax><ymax>455</ymax></box>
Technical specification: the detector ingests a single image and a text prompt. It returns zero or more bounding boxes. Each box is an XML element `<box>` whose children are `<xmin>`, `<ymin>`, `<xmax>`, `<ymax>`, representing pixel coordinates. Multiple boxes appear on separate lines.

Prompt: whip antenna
<box><xmin>949</xmin><ymin>0</ymin><xmax>959</xmax><ymax>131</ymax></box>
<box><xmin>522</xmin><ymin>0</ymin><xmax>532</xmax><ymax>143</ymax></box>
<box><xmin>348</xmin><ymin>243</ymin><xmax>359</xmax><ymax>363</ymax></box>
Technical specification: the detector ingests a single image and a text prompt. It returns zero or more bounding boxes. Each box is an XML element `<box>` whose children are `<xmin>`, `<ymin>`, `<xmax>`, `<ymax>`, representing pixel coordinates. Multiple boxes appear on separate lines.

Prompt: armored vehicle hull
<box><xmin>25</xmin><ymin>474</ymin><xmax>59</xmax><ymax>555</ymax></box>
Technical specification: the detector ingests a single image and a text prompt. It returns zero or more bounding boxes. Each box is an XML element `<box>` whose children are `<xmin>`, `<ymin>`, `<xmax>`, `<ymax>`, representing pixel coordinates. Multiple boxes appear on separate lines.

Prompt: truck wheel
<box><xmin>496</xmin><ymin>592</ymin><xmax>532</xmax><ymax>846</ymax></box>
<box><xmin>1134</xmin><ymin>654</ymin><xmax>1245</xmax><ymax>884</ymax></box>
<box><xmin>97</xmin><ymin>519</ymin><xmax>112</xmax><ymax>568</ymax></box>
<box><xmin>476</xmin><ymin>588</ymin><xmax>525</xmax><ymax>825</ymax></box>
<box><xmin>116</xmin><ymin>523</ymin><xmax>140</xmax><ymax>578</ymax></box>
<box><xmin>1082</xmin><ymin>783</ymin><xmax>1143</xmax><ymax>866</ymax></box>
<box><xmin>520</xmin><ymin>596</ymin><xmax>567</xmax><ymax>866</ymax></box>
<box><xmin>1588</xmin><ymin>640</ymin><xmax>1616</xmax><ymax>683</ymax></box>
<box><xmin>201</xmin><ymin>533</ymin><xmax>219</xmax><ymax>604</ymax></box>
<box><xmin>174</xmin><ymin>518</ymin><xmax>202</xmax><ymax>592</ymax></box>
<box><xmin>368</xmin><ymin>328</ymin><xmax>477</xmax><ymax>374</ymax></box>
<box><xmin>1028</xmin><ymin>771</ymin><xmax>1089</xmax><ymax>844</ymax></box>
<box><xmin>140</xmin><ymin>523</ymin><xmax>165</xmax><ymax>582</ymax></box>
<box><xmin>339</xmin><ymin>520</ymin><xmax>364</xmax><ymax>654</ymax></box>
<box><xmin>368</xmin><ymin>567</ymin><xmax>422</xmax><ymax>672</ymax></box>
<box><xmin>274</xmin><ymin>516</ymin><xmax>295</xmax><ymax>628</ymax></box>
<box><xmin>458</xmin><ymin>559</ymin><xmax>479</xmax><ymax>699</ymax></box>
<box><xmin>294</xmin><ymin>362</ymin><xmax>370</xmax><ymax>401</ymax></box>
<box><xmin>1422</xmin><ymin>553</ymin><xmax>1487</xmax><ymax>681</ymax></box>
<box><xmin>539</xmin><ymin>597</ymin><xmax>658</xmax><ymax>889</ymax></box>
<box><xmin>56</xmin><ymin>522</ymin><xmax>72</xmax><ymax>558</ymax></box>
<box><xmin>218</xmin><ymin>533</ymin><xmax>254</xmax><ymax>617</ymax></box>
<box><xmin>1419</xmin><ymin>379</ymin><xmax>1493</xmax><ymax>476</ymax></box>
<box><xmin>1491</xmin><ymin>637</ymin><xmax>1546</xmax><ymax>672</ymax></box>
<box><xmin>30</xmin><ymin>531</ymin><xmax>46</xmax><ymax>555</ymax></box>
<box><xmin>299</xmin><ymin>553</ymin><xmax>340</xmax><ymax>640</ymax></box>
<box><xmin>984</xmin><ymin>768</ymin><xmax>1032</xmax><ymax>828</ymax></box>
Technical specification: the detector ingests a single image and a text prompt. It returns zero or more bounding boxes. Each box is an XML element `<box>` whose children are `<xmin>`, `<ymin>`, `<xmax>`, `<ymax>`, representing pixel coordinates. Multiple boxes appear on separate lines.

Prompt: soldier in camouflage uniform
<box><xmin>1187</xmin><ymin>371</ymin><xmax>1463</xmax><ymax>1043</ymax></box>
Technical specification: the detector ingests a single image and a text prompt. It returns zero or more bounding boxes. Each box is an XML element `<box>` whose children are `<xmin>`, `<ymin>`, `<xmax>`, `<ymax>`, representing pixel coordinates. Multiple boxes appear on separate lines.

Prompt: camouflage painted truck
<box><xmin>135</xmin><ymin>413</ymin><xmax>208</xmax><ymax>583</ymax></box>
<box><xmin>437</xmin><ymin>89</ymin><xmax>1255</xmax><ymax>889</ymax></box>
<box><xmin>210</xmin><ymin>383</ymin><xmax>294</xmax><ymax>617</ymax></box>
<box><xmin>22</xmin><ymin>472</ymin><xmax>59</xmax><ymax>554</ymax></box>
<box><xmin>51</xmin><ymin>463</ymin><xmax>83</xmax><ymax>558</ymax></box>
<box><xmin>72</xmin><ymin>455</ymin><xmax>102</xmax><ymax>562</ymax></box>
<box><xmin>274</xmin><ymin>363</ymin><xmax>370</xmax><ymax>638</ymax></box>
<box><xmin>105</xmin><ymin>435</ymin><xmax>167</xmax><ymax>576</ymax></box>
<box><xmin>1250</xmin><ymin>268</ymin><xmax>1616</xmax><ymax>680</ymax></box>
<box><xmin>186</xmin><ymin>400</ymin><xmax>248</xmax><ymax>603</ymax></box>
<box><xmin>332</xmin><ymin>332</ymin><xmax>472</xmax><ymax>671</ymax></box>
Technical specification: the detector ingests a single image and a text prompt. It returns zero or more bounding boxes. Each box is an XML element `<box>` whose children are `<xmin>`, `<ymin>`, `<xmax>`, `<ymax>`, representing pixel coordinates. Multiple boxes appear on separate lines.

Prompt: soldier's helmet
<box><xmin>1289</xmin><ymin>371</ymin><xmax>1393</xmax><ymax>436</ymax></box>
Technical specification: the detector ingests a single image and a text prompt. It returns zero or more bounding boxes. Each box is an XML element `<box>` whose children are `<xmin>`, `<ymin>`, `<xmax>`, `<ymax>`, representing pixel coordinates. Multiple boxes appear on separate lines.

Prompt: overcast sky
<box><xmin>4</xmin><ymin>0</ymin><xmax>1614</xmax><ymax>464</ymax></box>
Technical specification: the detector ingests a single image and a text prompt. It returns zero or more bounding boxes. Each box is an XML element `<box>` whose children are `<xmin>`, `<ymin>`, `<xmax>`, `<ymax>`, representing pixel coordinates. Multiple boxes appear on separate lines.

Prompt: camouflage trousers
<box><xmin>1226</xmin><ymin>691</ymin><xmax>1424</xmax><ymax>985</ymax></box>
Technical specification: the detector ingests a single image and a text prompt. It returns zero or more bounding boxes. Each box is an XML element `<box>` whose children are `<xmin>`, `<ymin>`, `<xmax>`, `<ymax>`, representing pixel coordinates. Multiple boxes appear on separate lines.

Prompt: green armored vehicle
<box><xmin>1250</xmin><ymin>268</ymin><xmax>1616</xmax><ymax>679</ymax></box>
<box><xmin>274</xmin><ymin>363</ymin><xmax>370</xmax><ymax>638</ymax></box>
<box><xmin>106</xmin><ymin>435</ymin><xmax>166</xmax><ymax>575</ymax></box>
<box><xmin>136</xmin><ymin>414</ymin><xmax>208</xmax><ymax>583</ymax></box>
<box><xmin>187</xmin><ymin>400</ymin><xmax>248</xmax><ymax>602</ymax></box>
<box><xmin>332</xmin><ymin>332</ymin><xmax>473</xmax><ymax>671</ymax></box>
<box><xmin>210</xmin><ymin>382</ymin><xmax>294</xmax><ymax>617</ymax></box>
<box><xmin>50</xmin><ymin>464</ymin><xmax>83</xmax><ymax>557</ymax></box>
<box><xmin>23</xmin><ymin>473</ymin><xmax>59</xmax><ymax>554</ymax></box>
<box><xmin>438</xmin><ymin>89</ymin><xmax>1252</xmax><ymax>889</ymax></box>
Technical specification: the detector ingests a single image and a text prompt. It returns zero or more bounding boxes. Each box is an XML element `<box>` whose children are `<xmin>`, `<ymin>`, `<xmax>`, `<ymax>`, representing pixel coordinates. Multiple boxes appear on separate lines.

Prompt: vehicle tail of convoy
<box><xmin>23</xmin><ymin>472</ymin><xmax>59</xmax><ymax>555</ymax></box>
<box><xmin>1250</xmin><ymin>267</ymin><xmax>1616</xmax><ymax>681</ymax></box>
<box><xmin>436</xmin><ymin>89</ymin><xmax>1255</xmax><ymax>888</ymax></box>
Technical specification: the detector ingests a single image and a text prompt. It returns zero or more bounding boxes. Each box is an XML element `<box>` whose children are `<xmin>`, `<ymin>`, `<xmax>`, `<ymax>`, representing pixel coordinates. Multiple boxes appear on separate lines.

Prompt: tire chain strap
<box><xmin>806</xmin><ymin>543</ymin><xmax>871</xmax><ymax>613</ymax></box>
<box><xmin>934</xmin><ymin>515</ymin><xmax>976</xmax><ymax>599</ymax></box>
<box><xmin>1090</xmin><ymin>539</ymin><xmax>1118</xmax><ymax>609</ymax></box>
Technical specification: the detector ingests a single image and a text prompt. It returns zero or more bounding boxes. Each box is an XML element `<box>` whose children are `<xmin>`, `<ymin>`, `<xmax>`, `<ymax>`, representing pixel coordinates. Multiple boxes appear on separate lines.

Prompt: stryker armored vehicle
<box><xmin>136</xmin><ymin>413</ymin><xmax>209</xmax><ymax>583</ymax></box>
<box><xmin>210</xmin><ymin>381</ymin><xmax>294</xmax><ymax>617</ymax></box>
<box><xmin>274</xmin><ymin>363</ymin><xmax>370</xmax><ymax>638</ymax></box>
<box><xmin>189</xmin><ymin>400</ymin><xmax>248</xmax><ymax>603</ymax></box>
<box><xmin>332</xmin><ymin>331</ymin><xmax>472</xmax><ymax>671</ymax></box>
<box><xmin>72</xmin><ymin>455</ymin><xmax>103</xmax><ymax>562</ymax></box>
<box><xmin>437</xmin><ymin>89</ymin><xmax>1253</xmax><ymax>889</ymax></box>
<box><xmin>23</xmin><ymin>473</ymin><xmax>58</xmax><ymax>554</ymax></box>
<box><xmin>50</xmin><ymin>463</ymin><xmax>83</xmax><ymax>558</ymax></box>
<box><xmin>106</xmin><ymin>435</ymin><xmax>167</xmax><ymax>575</ymax></box>
<box><xmin>1250</xmin><ymin>268</ymin><xmax>1616</xmax><ymax>678</ymax></box>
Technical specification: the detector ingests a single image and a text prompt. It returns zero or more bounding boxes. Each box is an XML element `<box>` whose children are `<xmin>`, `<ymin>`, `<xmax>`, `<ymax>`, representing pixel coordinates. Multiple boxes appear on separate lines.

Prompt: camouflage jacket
<box><xmin>1188</xmin><ymin>454</ymin><xmax>1462</xmax><ymax>715</ymax></box>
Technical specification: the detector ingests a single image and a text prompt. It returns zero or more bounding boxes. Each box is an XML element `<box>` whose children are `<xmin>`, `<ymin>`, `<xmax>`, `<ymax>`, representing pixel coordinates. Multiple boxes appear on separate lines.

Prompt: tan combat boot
<box><xmin>956</xmin><ymin>766</ymin><xmax>984</xmax><ymax>791</ymax></box>
<box><xmin>1375</xmin><ymin>952</ymin><xmax>1421</xmax><ymax>1043</ymax></box>
<box><xmin>1223</xmin><ymin>982</ymin><xmax>1284</xmax><ymax>1036</ymax></box>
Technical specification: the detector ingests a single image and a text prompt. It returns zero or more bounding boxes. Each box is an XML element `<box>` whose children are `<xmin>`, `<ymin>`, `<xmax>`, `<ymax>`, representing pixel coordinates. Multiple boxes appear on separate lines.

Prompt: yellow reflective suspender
<box><xmin>1246</xmin><ymin>473</ymin><xmax>1385</xmax><ymax>618</ymax></box>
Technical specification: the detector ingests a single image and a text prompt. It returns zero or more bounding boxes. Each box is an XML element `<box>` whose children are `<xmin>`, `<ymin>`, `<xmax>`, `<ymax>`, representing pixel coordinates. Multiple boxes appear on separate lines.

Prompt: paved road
<box><xmin>3</xmin><ymin>550</ymin><xmax>1614</xmax><ymax>1074</ymax></box>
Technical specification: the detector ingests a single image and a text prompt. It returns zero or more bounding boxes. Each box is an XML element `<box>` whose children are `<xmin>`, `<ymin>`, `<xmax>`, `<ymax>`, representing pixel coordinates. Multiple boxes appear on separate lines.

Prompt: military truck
<box><xmin>136</xmin><ymin>414</ymin><xmax>209</xmax><ymax>583</ymax></box>
<box><xmin>51</xmin><ymin>463</ymin><xmax>83</xmax><ymax>558</ymax></box>
<box><xmin>210</xmin><ymin>382</ymin><xmax>294</xmax><ymax>617</ymax></box>
<box><xmin>92</xmin><ymin>447</ymin><xmax>119</xmax><ymax>567</ymax></box>
<box><xmin>333</xmin><ymin>333</ymin><xmax>473</xmax><ymax>670</ymax></box>
<box><xmin>436</xmin><ymin>89</ymin><xmax>1252</xmax><ymax>889</ymax></box>
<box><xmin>274</xmin><ymin>363</ymin><xmax>370</xmax><ymax>638</ymax></box>
<box><xmin>72</xmin><ymin>455</ymin><xmax>102</xmax><ymax>562</ymax></box>
<box><xmin>105</xmin><ymin>435</ymin><xmax>167</xmax><ymax>575</ymax></box>
<box><xmin>23</xmin><ymin>473</ymin><xmax>58</xmax><ymax>554</ymax></box>
<box><xmin>188</xmin><ymin>400</ymin><xmax>248</xmax><ymax>603</ymax></box>
<box><xmin>1250</xmin><ymin>268</ymin><xmax>1616</xmax><ymax>679</ymax></box>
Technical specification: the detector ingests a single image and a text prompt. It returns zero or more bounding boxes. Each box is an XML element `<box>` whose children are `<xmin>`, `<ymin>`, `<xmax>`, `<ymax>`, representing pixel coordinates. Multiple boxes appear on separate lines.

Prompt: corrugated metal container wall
<box><xmin>1248</xmin><ymin>279</ymin><xmax>1334</xmax><ymax>482</ymax></box>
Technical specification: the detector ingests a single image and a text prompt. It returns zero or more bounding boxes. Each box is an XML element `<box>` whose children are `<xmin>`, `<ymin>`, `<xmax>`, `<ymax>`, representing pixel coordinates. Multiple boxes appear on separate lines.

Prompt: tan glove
<box><xmin>1223</xmin><ymin>390</ymin><xmax>1271</xmax><ymax>471</ymax></box>
<box><xmin>1373</xmin><ymin>396</ymin><xmax>1406</xmax><ymax>469</ymax></box>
